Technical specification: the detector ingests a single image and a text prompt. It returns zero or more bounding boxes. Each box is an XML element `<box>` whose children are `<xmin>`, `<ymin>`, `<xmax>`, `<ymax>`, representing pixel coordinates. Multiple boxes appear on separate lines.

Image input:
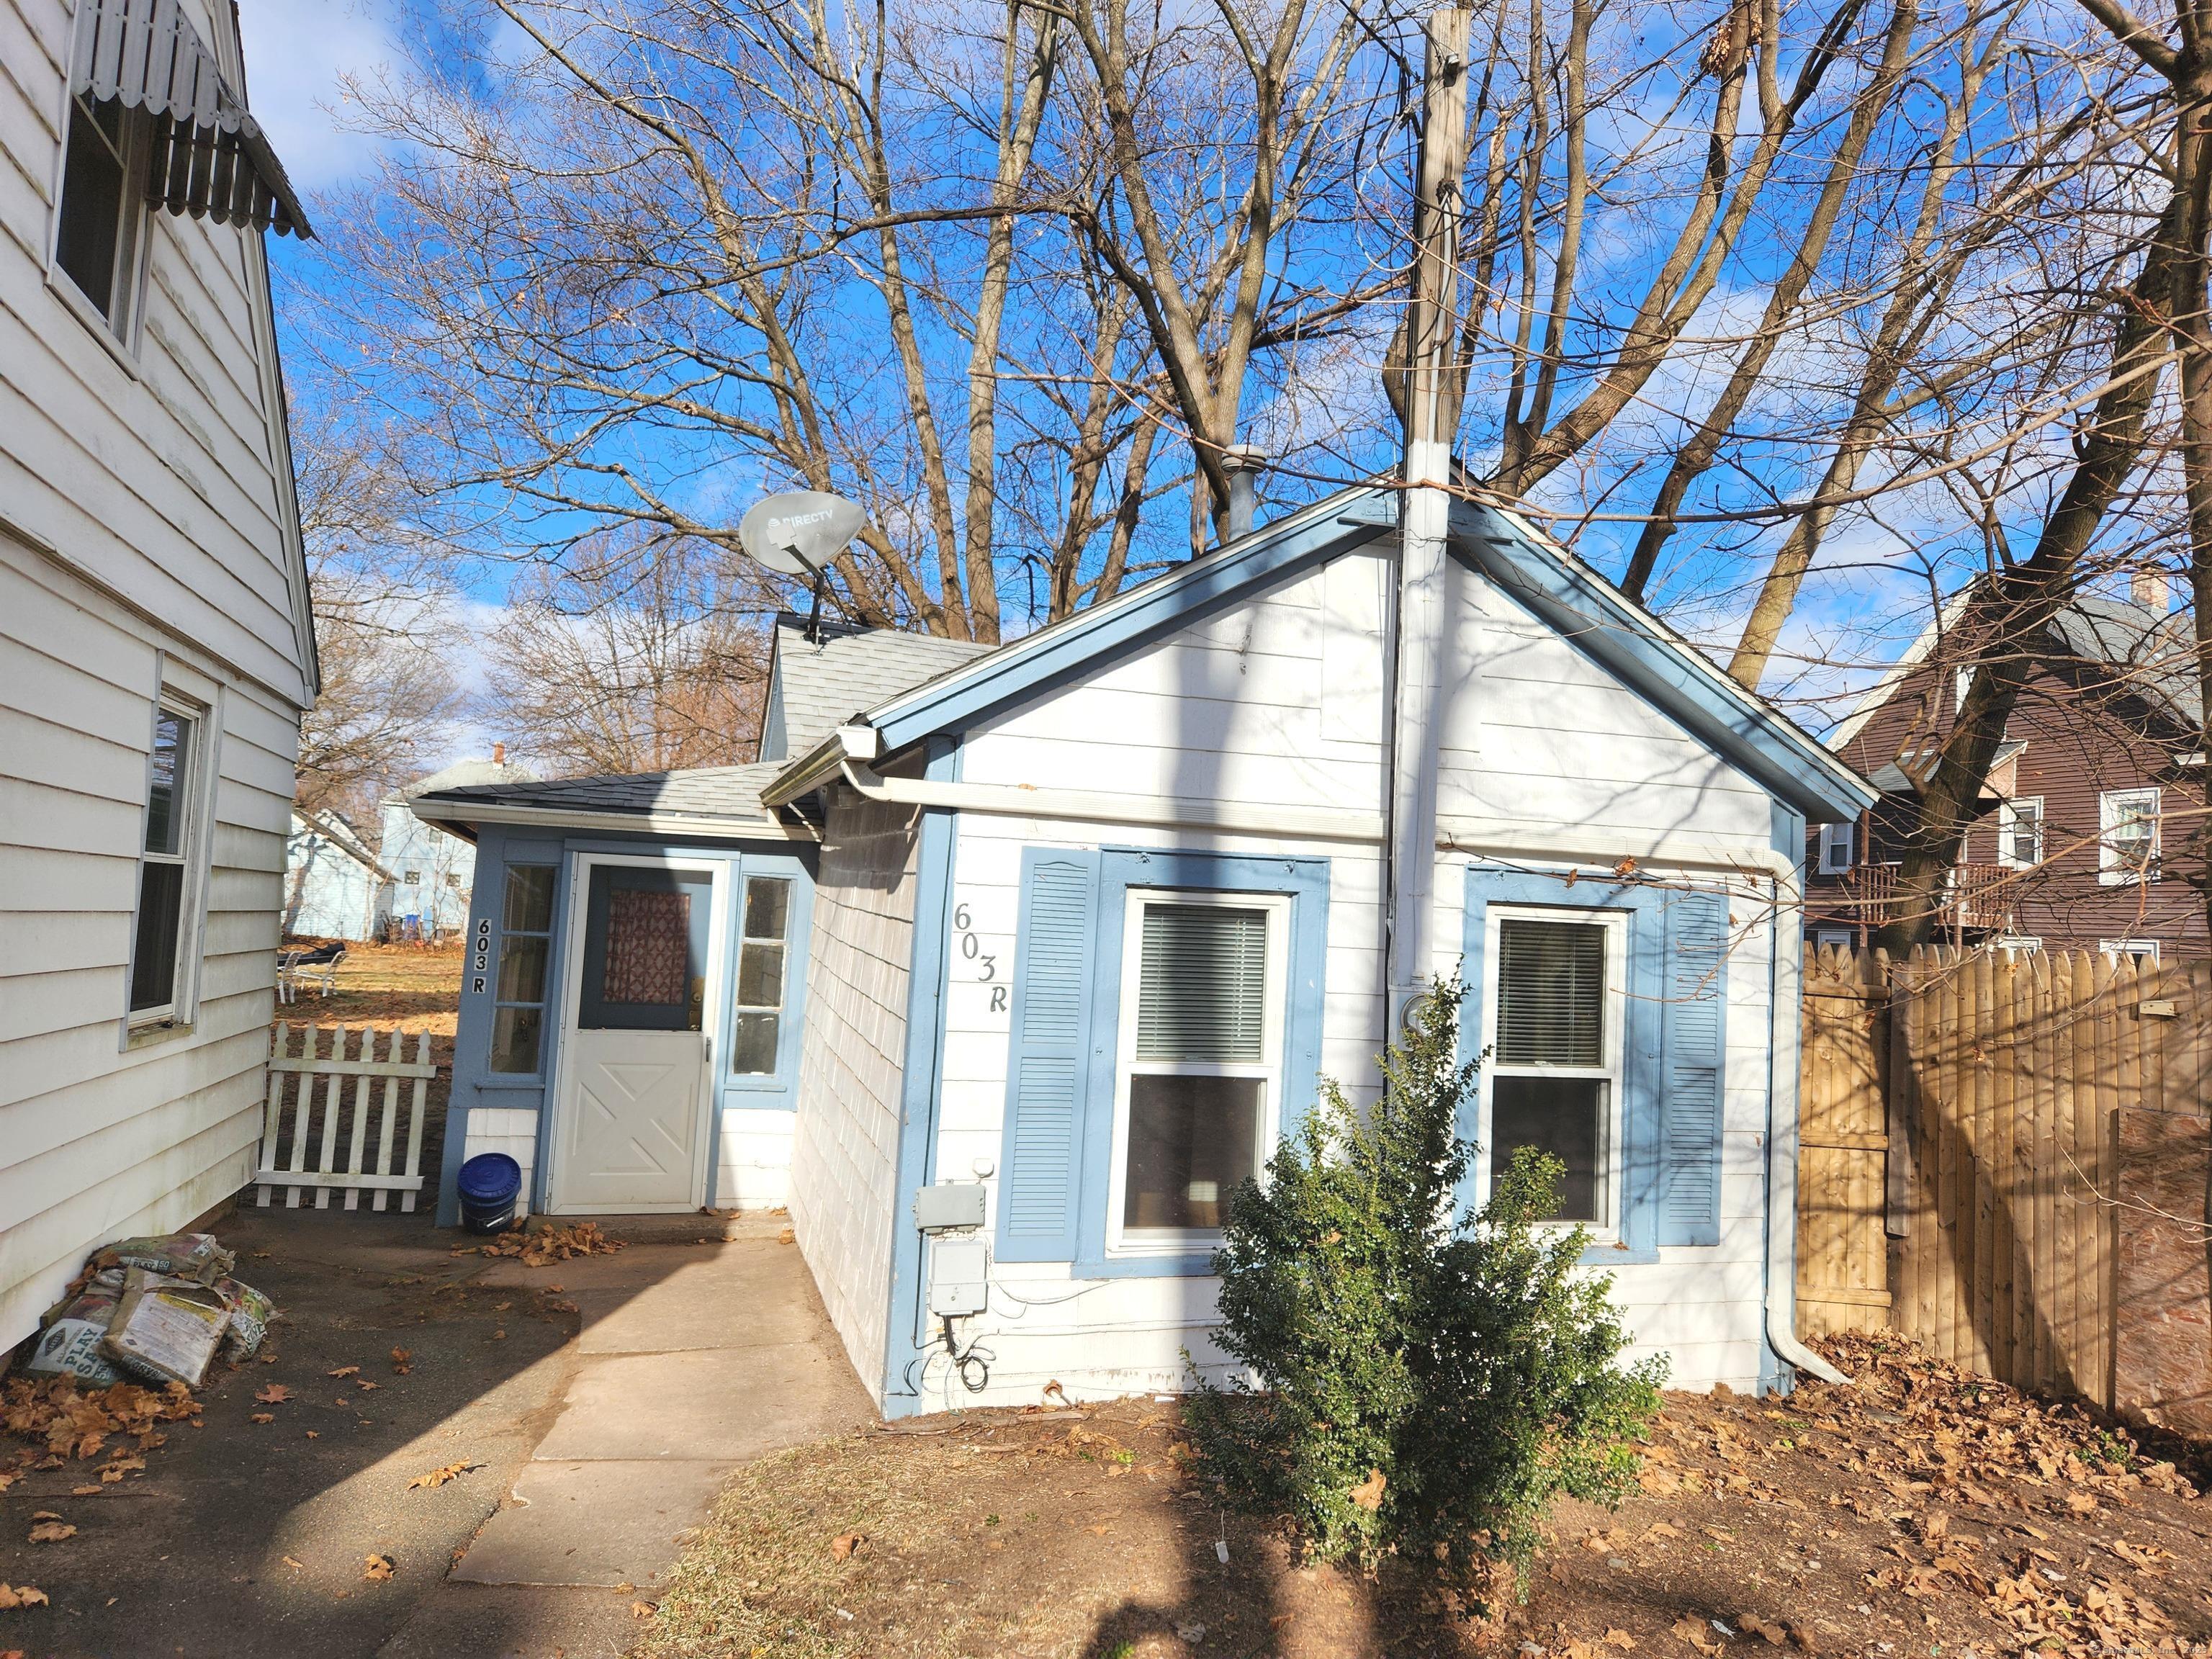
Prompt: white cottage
<box><xmin>0</xmin><ymin>0</ymin><xmax>314</xmax><ymax>1347</ymax></box>
<box><xmin>412</xmin><ymin>491</ymin><xmax>1876</xmax><ymax>1416</ymax></box>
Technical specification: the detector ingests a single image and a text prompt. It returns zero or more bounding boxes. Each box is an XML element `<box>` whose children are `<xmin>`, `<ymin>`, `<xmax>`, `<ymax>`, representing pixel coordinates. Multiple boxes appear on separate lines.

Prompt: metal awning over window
<box><xmin>72</xmin><ymin>0</ymin><xmax>313</xmax><ymax>238</ymax></box>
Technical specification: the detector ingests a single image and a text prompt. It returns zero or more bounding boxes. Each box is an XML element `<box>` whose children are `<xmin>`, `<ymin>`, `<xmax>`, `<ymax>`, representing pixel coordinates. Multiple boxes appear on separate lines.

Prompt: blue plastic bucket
<box><xmin>457</xmin><ymin>1153</ymin><xmax>523</xmax><ymax>1234</ymax></box>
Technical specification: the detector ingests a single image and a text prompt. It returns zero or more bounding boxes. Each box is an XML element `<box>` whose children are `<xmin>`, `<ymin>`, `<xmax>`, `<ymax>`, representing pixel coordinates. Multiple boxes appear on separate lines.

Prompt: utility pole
<box><xmin>1383</xmin><ymin>6</ymin><xmax>1473</xmax><ymax>1027</ymax></box>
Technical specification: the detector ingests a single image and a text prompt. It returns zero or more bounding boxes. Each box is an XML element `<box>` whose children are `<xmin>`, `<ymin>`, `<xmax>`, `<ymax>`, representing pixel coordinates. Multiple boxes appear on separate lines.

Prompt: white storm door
<box><xmin>549</xmin><ymin>857</ymin><xmax>721</xmax><ymax>1213</ymax></box>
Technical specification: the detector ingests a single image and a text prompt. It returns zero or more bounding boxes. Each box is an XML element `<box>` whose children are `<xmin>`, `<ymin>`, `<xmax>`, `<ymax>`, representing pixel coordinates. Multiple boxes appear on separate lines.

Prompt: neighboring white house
<box><xmin>0</xmin><ymin>0</ymin><xmax>315</xmax><ymax>1348</ymax></box>
<box><xmin>377</xmin><ymin>750</ymin><xmax>536</xmax><ymax>939</ymax></box>
<box><xmin>412</xmin><ymin>493</ymin><xmax>1877</xmax><ymax>1418</ymax></box>
<box><xmin>284</xmin><ymin>810</ymin><xmax>394</xmax><ymax>941</ymax></box>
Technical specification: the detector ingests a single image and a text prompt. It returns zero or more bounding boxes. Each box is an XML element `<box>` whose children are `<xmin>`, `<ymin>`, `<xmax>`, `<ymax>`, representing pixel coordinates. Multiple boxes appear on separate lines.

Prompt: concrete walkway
<box><xmin>449</xmin><ymin>1218</ymin><xmax>875</xmax><ymax>1594</ymax></box>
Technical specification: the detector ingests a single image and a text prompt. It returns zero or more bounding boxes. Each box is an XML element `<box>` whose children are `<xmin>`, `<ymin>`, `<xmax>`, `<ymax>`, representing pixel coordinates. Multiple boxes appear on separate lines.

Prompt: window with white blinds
<box><xmin>1112</xmin><ymin>891</ymin><xmax>1288</xmax><ymax>1246</ymax></box>
<box><xmin>1136</xmin><ymin>903</ymin><xmax>1269</xmax><ymax>1063</ymax></box>
<box><xmin>1496</xmin><ymin>919</ymin><xmax>1606</xmax><ymax>1066</ymax></box>
<box><xmin>1484</xmin><ymin>912</ymin><xmax>1622</xmax><ymax>1228</ymax></box>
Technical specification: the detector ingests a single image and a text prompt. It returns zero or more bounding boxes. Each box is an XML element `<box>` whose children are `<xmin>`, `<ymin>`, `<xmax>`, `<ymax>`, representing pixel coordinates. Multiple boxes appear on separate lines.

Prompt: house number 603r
<box><xmin>952</xmin><ymin>904</ymin><xmax>1006</xmax><ymax>1011</ymax></box>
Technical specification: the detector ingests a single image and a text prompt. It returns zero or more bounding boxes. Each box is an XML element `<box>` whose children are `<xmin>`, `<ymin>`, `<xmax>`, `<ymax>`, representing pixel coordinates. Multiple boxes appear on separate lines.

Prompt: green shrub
<box><xmin>1186</xmin><ymin>974</ymin><xmax>1664</xmax><ymax>1594</ymax></box>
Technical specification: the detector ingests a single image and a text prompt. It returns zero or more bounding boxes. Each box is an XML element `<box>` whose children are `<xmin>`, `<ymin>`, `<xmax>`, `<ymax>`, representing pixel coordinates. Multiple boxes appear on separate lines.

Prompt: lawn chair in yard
<box><xmin>276</xmin><ymin>943</ymin><xmax>346</xmax><ymax>1004</ymax></box>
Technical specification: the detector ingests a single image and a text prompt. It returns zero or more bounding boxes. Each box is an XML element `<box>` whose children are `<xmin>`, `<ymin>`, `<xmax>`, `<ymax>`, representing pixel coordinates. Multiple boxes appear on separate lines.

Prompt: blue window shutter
<box><xmin>1656</xmin><ymin>892</ymin><xmax>1727</xmax><ymax>1247</ymax></box>
<box><xmin>996</xmin><ymin>849</ymin><xmax>1100</xmax><ymax>1261</ymax></box>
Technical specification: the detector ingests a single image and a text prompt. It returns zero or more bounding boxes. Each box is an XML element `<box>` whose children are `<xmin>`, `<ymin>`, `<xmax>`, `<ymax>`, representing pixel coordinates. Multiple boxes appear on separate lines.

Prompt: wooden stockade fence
<box><xmin>258</xmin><ymin>1024</ymin><xmax>438</xmax><ymax>1210</ymax></box>
<box><xmin>1798</xmin><ymin>946</ymin><xmax>2212</xmax><ymax>1428</ymax></box>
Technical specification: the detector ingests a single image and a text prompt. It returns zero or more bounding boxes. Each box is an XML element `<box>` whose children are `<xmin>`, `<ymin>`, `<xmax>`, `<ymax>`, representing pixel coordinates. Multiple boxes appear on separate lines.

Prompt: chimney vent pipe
<box><xmin>1220</xmin><ymin>444</ymin><xmax>1265</xmax><ymax>542</ymax></box>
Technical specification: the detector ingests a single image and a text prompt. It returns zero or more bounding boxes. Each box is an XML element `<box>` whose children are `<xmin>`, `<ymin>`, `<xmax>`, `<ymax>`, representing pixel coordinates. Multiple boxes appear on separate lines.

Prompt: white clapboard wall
<box><xmin>258</xmin><ymin>1025</ymin><xmax>436</xmax><ymax>1210</ymax></box>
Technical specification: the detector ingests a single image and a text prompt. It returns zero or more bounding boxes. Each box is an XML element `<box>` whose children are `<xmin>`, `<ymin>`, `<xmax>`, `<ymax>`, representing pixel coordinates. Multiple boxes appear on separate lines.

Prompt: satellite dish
<box><xmin>739</xmin><ymin>490</ymin><xmax>868</xmax><ymax>578</ymax></box>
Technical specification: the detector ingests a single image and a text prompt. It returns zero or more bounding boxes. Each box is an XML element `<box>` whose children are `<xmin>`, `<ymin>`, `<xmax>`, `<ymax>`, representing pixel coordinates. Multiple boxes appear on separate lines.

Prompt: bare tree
<box><xmin>290</xmin><ymin>408</ymin><xmax>466</xmax><ymax>819</ymax></box>
<box><xmin>481</xmin><ymin>532</ymin><xmax>770</xmax><ymax>775</ymax></box>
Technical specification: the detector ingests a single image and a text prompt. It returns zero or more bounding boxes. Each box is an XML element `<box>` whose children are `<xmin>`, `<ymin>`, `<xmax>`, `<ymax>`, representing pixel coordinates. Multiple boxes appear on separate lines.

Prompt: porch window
<box><xmin>128</xmin><ymin>698</ymin><xmax>204</xmax><ymax>1021</ymax></box>
<box><xmin>1998</xmin><ymin>797</ymin><xmax>2043</xmax><ymax>868</ymax></box>
<box><xmin>1110</xmin><ymin>893</ymin><xmax>1287</xmax><ymax>1244</ymax></box>
<box><xmin>2099</xmin><ymin>788</ymin><xmax>2159</xmax><ymax>884</ymax></box>
<box><xmin>489</xmin><ymin>865</ymin><xmax>554</xmax><ymax>1074</ymax></box>
<box><xmin>1485</xmin><ymin>914</ymin><xmax>1622</xmax><ymax>1226</ymax></box>
<box><xmin>729</xmin><ymin>876</ymin><xmax>792</xmax><ymax>1074</ymax></box>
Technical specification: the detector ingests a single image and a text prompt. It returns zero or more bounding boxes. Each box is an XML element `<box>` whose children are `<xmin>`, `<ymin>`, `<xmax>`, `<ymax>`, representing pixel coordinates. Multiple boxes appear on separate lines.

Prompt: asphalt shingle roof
<box><xmin>767</xmin><ymin>613</ymin><xmax>992</xmax><ymax>761</ymax></box>
<box><xmin>417</xmin><ymin>761</ymin><xmax>789</xmax><ymax>825</ymax></box>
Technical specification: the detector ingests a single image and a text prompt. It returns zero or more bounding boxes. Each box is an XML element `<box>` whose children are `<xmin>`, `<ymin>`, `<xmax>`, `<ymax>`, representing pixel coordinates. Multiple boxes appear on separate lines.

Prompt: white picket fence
<box><xmin>258</xmin><ymin>1024</ymin><xmax>437</xmax><ymax>1210</ymax></box>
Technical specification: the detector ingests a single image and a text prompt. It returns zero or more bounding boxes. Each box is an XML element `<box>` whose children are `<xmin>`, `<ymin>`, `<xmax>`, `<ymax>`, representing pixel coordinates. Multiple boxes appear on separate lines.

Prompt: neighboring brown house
<box><xmin>1807</xmin><ymin>575</ymin><xmax>2208</xmax><ymax>963</ymax></box>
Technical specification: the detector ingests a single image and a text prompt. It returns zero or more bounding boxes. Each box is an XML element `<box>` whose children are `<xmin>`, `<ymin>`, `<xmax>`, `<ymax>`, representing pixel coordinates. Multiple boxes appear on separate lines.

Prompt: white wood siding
<box><xmin>0</xmin><ymin>0</ymin><xmax>310</xmax><ymax>706</ymax></box>
<box><xmin>912</xmin><ymin>545</ymin><xmax>1785</xmax><ymax>1406</ymax></box>
<box><xmin>0</xmin><ymin>0</ymin><xmax>310</xmax><ymax>1349</ymax></box>
<box><xmin>788</xmin><ymin>793</ymin><xmax>922</xmax><ymax>1402</ymax></box>
<box><xmin>0</xmin><ymin>547</ymin><xmax>298</xmax><ymax>1347</ymax></box>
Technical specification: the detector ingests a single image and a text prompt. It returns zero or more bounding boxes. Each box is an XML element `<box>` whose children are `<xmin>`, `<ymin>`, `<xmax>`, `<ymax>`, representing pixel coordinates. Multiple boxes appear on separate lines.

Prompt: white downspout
<box><xmin>1763</xmin><ymin>857</ymin><xmax>1851</xmax><ymax>1388</ymax></box>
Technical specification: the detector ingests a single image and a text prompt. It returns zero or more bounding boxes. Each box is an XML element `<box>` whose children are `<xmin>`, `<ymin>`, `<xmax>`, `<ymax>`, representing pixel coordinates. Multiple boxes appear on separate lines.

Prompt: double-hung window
<box><xmin>54</xmin><ymin>89</ymin><xmax>146</xmax><ymax>338</ymax></box>
<box><xmin>1108</xmin><ymin>891</ymin><xmax>1288</xmax><ymax>1248</ymax></box>
<box><xmin>2100</xmin><ymin>788</ymin><xmax>2160</xmax><ymax>884</ymax></box>
<box><xmin>1483</xmin><ymin>911</ymin><xmax>1625</xmax><ymax>1226</ymax></box>
<box><xmin>729</xmin><ymin>876</ymin><xmax>793</xmax><ymax>1074</ymax></box>
<box><xmin>1816</xmin><ymin>822</ymin><xmax>1854</xmax><ymax>874</ymax></box>
<box><xmin>1998</xmin><ymin>797</ymin><xmax>2044</xmax><ymax>869</ymax></box>
<box><xmin>127</xmin><ymin>698</ymin><xmax>203</xmax><ymax>1022</ymax></box>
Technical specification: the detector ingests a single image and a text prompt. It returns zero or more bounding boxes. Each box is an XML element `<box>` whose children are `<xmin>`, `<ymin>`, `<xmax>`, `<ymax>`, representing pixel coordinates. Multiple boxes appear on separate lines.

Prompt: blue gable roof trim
<box><xmin>779</xmin><ymin>482</ymin><xmax>1874</xmax><ymax>827</ymax></box>
<box><xmin>1447</xmin><ymin>501</ymin><xmax>1877</xmax><ymax>824</ymax></box>
<box><xmin>854</xmin><ymin>491</ymin><xmax>1398</xmax><ymax>758</ymax></box>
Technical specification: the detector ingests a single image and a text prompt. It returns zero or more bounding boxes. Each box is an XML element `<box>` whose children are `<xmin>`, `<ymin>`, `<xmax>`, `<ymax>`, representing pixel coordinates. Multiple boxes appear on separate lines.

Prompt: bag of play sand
<box><xmin>216</xmin><ymin>1277</ymin><xmax>275</xmax><ymax>1362</ymax></box>
<box><xmin>23</xmin><ymin>1268</ymin><xmax>128</xmax><ymax>1386</ymax></box>
<box><xmin>100</xmin><ymin>1269</ymin><xmax>231</xmax><ymax>1388</ymax></box>
<box><xmin>88</xmin><ymin>1233</ymin><xmax>234</xmax><ymax>1287</ymax></box>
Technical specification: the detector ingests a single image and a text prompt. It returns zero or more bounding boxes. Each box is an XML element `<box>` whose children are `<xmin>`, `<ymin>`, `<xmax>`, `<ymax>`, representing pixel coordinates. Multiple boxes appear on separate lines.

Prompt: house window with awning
<box><xmin>53</xmin><ymin>0</ymin><xmax>313</xmax><ymax>333</ymax></box>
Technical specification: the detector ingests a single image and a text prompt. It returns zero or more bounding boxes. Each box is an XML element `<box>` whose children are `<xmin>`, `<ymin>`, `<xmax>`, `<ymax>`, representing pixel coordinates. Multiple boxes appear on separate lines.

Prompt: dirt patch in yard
<box><xmin>634</xmin><ymin>1334</ymin><xmax>2212</xmax><ymax>1659</ymax></box>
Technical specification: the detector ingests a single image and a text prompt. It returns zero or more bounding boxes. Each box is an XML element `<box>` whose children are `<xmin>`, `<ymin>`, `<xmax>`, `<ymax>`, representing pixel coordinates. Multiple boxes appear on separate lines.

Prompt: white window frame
<box><xmin>1998</xmin><ymin>796</ymin><xmax>2044</xmax><ymax>870</ymax></box>
<box><xmin>48</xmin><ymin>85</ymin><xmax>151</xmax><ymax>350</ymax></box>
<box><xmin>125</xmin><ymin>686</ymin><xmax>215</xmax><ymax>1033</ymax></box>
<box><xmin>1816</xmin><ymin>822</ymin><xmax>1854</xmax><ymax>874</ymax></box>
<box><xmin>1105</xmin><ymin>888</ymin><xmax>1291</xmax><ymax>1257</ymax></box>
<box><xmin>2098</xmin><ymin>788</ymin><xmax>2161</xmax><ymax>885</ymax></box>
<box><xmin>1476</xmin><ymin>905</ymin><xmax>1629</xmax><ymax>1241</ymax></box>
<box><xmin>2101</xmin><ymin>938</ymin><xmax>2159</xmax><ymax>968</ymax></box>
<box><xmin>1954</xmin><ymin>666</ymin><xmax>1975</xmax><ymax>713</ymax></box>
<box><xmin>1812</xmin><ymin>929</ymin><xmax>1851</xmax><ymax>951</ymax></box>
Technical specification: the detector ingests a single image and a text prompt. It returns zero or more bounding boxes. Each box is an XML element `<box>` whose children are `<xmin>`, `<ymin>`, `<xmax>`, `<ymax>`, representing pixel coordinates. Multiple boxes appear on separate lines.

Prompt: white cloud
<box><xmin>235</xmin><ymin>0</ymin><xmax>398</xmax><ymax>189</ymax></box>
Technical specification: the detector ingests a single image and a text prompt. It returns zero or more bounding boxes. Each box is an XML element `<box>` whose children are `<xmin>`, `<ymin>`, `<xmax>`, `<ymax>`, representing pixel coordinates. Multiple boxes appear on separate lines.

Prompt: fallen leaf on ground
<box><xmin>363</xmin><ymin>1555</ymin><xmax>394</xmax><ymax>1581</ymax></box>
<box><xmin>0</xmin><ymin>1585</ymin><xmax>48</xmax><ymax>1610</ymax></box>
<box><xmin>407</xmin><ymin>1462</ymin><xmax>481</xmax><ymax>1490</ymax></box>
<box><xmin>356</xmin><ymin>1381</ymin><xmax>378</xmax><ymax>1391</ymax></box>
<box><xmin>305</xmin><ymin>1431</ymin><xmax>319</xmax><ymax>1439</ymax></box>
<box><xmin>254</xmin><ymin>1385</ymin><xmax>290</xmax><ymax>1405</ymax></box>
<box><xmin>1349</xmin><ymin>1467</ymin><xmax>1387</xmax><ymax>1511</ymax></box>
<box><xmin>1738</xmin><ymin>1612</ymin><xmax>1789</xmax><ymax>1645</ymax></box>
<box><xmin>99</xmin><ymin>1458</ymin><xmax>142</xmax><ymax>1483</ymax></box>
<box><xmin>282</xmin><ymin>1557</ymin><xmax>304</xmax><ymax>1570</ymax></box>
<box><xmin>326</xmin><ymin>1367</ymin><xmax>359</xmax><ymax>1379</ymax></box>
<box><xmin>70</xmin><ymin>1486</ymin><xmax>101</xmax><ymax>1497</ymax></box>
<box><xmin>776</xmin><ymin>1228</ymin><xmax>796</xmax><ymax>1244</ymax></box>
<box><xmin>1602</xmin><ymin>1630</ymin><xmax>1638</xmax><ymax>1650</ymax></box>
<box><xmin>830</xmin><ymin>1533</ymin><xmax>866</xmax><ymax>1561</ymax></box>
<box><xmin>25</xmin><ymin>1524</ymin><xmax>73</xmax><ymax>1545</ymax></box>
<box><xmin>630</xmin><ymin>1601</ymin><xmax>655</xmax><ymax>1619</ymax></box>
<box><xmin>390</xmin><ymin>1349</ymin><xmax>412</xmax><ymax>1375</ymax></box>
<box><xmin>1671</xmin><ymin>1614</ymin><xmax>1721</xmax><ymax>1655</ymax></box>
<box><xmin>250</xmin><ymin>1413</ymin><xmax>273</xmax><ymax>1424</ymax></box>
